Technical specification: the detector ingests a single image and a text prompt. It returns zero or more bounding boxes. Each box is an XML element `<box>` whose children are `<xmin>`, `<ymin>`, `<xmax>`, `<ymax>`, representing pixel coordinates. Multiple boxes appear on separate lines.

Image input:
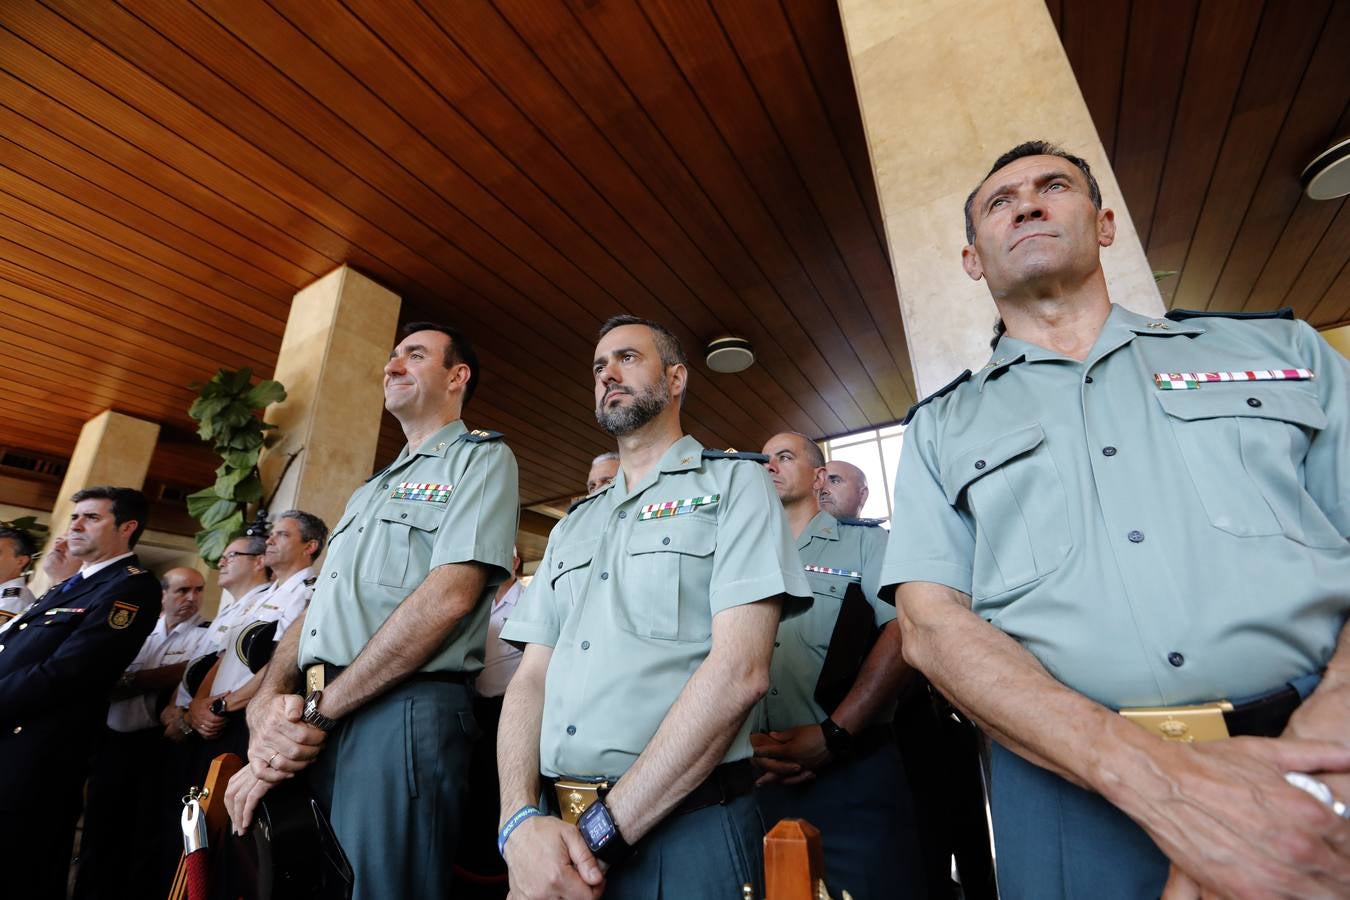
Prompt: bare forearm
<box><xmin>606</xmin><ymin>598</ymin><xmax>780</xmax><ymax>842</ymax></box>
<box><xmin>831</xmin><ymin>620</ymin><xmax>908</xmax><ymax>734</ymax></box>
<box><xmin>1284</xmin><ymin>618</ymin><xmax>1350</xmax><ymax>743</ymax></box>
<box><xmin>498</xmin><ymin>648</ymin><xmax>549</xmax><ymax>826</ymax></box>
<box><xmin>322</xmin><ymin>563</ymin><xmax>487</xmax><ymax>719</ymax></box>
<box><xmin>224</xmin><ymin>665</ymin><xmax>267</xmax><ymax>712</ymax></box>
<box><xmin>897</xmin><ymin>582</ymin><xmax>1140</xmax><ymax>791</ymax></box>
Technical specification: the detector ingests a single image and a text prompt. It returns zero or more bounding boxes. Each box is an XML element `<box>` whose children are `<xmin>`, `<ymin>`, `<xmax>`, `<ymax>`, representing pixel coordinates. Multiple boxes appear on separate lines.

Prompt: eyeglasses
<box><xmin>218</xmin><ymin>551</ymin><xmax>262</xmax><ymax>564</ymax></box>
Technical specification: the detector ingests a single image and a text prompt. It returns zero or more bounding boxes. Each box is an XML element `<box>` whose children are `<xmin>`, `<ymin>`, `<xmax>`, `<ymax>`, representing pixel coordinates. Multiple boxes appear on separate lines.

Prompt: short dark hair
<box><xmin>399</xmin><ymin>321</ymin><xmax>480</xmax><ymax>408</ymax></box>
<box><xmin>233</xmin><ymin>534</ymin><xmax>268</xmax><ymax>557</ymax></box>
<box><xmin>963</xmin><ymin>141</ymin><xmax>1103</xmax><ymax>244</ymax></box>
<box><xmin>0</xmin><ymin>527</ymin><xmax>37</xmax><ymax>561</ymax></box>
<box><xmin>277</xmin><ymin>509</ymin><xmax>329</xmax><ymax>562</ymax></box>
<box><xmin>789</xmin><ymin>433</ymin><xmax>826</xmax><ymax>469</ymax></box>
<box><xmin>71</xmin><ymin>486</ymin><xmax>150</xmax><ymax>547</ymax></box>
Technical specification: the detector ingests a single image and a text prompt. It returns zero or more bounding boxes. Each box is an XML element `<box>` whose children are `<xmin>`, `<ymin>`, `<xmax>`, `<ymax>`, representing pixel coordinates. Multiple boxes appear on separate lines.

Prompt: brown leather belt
<box><xmin>1120</xmin><ymin>684</ymin><xmax>1303</xmax><ymax>744</ymax></box>
<box><xmin>544</xmin><ymin>759</ymin><xmax>755</xmax><ymax>825</ymax></box>
<box><xmin>304</xmin><ymin>662</ymin><xmax>472</xmax><ymax>694</ymax></box>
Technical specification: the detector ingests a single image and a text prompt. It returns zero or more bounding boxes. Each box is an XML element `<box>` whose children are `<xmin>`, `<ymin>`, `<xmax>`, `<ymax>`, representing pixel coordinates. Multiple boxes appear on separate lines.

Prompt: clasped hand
<box><xmin>224</xmin><ymin>693</ymin><xmax>326</xmax><ymax>833</ymax></box>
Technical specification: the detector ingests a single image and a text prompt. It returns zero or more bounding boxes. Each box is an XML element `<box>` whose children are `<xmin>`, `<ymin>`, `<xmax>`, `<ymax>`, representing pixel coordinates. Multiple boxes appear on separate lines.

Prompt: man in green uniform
<box><xmin>753</xmin><ymin>432</ymin><xmax>921</xmax><ymax>899</ymax></box>
<box><xmin>225</xmin><ymin>322</ymin><xmax>519</xmax><ymax>900</ymax></box>
<box><xmin>497</xmin><ymin>315</ymin><xmax>811</xmax><ymax>899</ymax></box>
<box><xmin>882</xmin><ymin>141</ymin><xmax>1350</xmax><ymax>898</ymax></box>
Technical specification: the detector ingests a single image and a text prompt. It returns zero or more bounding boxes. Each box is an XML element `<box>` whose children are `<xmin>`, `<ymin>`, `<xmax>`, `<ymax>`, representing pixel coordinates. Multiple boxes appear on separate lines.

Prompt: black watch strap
<box><xmin>576</xmin><ymin>799</ymin><xmax>632</xmax><ymax>866</ymax></box>
<box><xmin>820</xmin><ymin>716</ymin><xmax>855</xmax><ymax>761</ymax></box>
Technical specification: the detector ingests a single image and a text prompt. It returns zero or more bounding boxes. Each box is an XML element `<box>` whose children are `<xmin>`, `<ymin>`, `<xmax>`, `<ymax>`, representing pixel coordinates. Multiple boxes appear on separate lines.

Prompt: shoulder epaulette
<box><xmin>902</xmin><ymin>370</ymin><xmax>972</xmax><ymax>425</ymax></box>
<box><xmin>197</xmin><ymin>619</ymin><xmax>211</xmax><ymax>628</ymax></box>
<box><xmin>1</xmin><ymin>586</ymin><xmax>18</xmax><ymax>597</ymax></box>
<box><xmin>462</xmin><ymin>429</ymin><xmax>505</xmax><ymax>443</ymax></box>
<box><xmin>838</xmin><ymin>516</ymin><xmax>886</xmax><ymax>528</ymax></box>
<box><xmin>303</xmin><ymin>576</ymin><xmax>317</xmax><ymax>587</ymax></box>
<box><xmin>701</xmin><ymin>448</ymin><xmax>769</xmax><ymax>463</ymax></box>
<box><xmin>364</xmin><ymin>464</ymin><xmax>393</xmax><ymax>484</ymax></box>
<box><xmin>1166</xmin><ymin>307</ymin><xmax>1294</xmax><ymax>322</ymax></box>
<box><xmin>567</xmin><ymin>492</ymin><xmax>601</xmax><ymax>514</ymax></box>
<box><xmin>125</xmin><ymin>564</ymin><xmax>147</xmax><ymax>575</ymax></box>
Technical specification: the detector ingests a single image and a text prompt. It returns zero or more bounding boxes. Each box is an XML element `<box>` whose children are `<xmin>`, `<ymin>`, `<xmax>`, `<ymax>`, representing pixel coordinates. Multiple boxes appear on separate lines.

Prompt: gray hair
<box><xmin>591</xmin><ymin>451</ymin><xmax>619</xmax><ymax>466</ymax></box>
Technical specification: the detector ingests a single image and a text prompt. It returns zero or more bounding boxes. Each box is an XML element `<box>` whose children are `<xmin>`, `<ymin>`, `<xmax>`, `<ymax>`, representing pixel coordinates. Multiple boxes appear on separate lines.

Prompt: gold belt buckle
<box><xmin>1119</xmin><ymin>701</ymin><xmax>1233</xmax><ymax>743</ymax></box>
<box><xmin>305</xmin><ymin>664</ymin><xmax>325</xmax><ymax>694</ymax></box>
<box><xmin>552</xmin><ymin>779</ymin><xmax>609</xmax><ymax>825</ymax></box>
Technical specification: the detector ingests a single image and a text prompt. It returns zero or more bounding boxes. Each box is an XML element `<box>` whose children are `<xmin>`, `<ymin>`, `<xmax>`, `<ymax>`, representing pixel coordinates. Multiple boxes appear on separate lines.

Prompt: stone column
<box><xmin>838</xmin><ymin>0</ymin><xmax>1163</xmax><ymax>398</ymax></box>
<box><xmin>29</xmin><ymin>410</ymin><xmax>159</xmax><ymax>594</ymax></box>
<box><xmin>257</xmin><ymin>265</ymin><xmax>401</xmax><ymax>538</ymax></box>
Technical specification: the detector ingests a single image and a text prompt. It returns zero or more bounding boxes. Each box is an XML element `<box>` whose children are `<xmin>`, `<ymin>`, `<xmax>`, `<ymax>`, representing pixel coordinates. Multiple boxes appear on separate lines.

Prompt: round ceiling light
<box><xmin>1302</xmin><ymin>136</ymin><xmax>1350</xmax><ymax>200</ymax></box>
<box><xmin>705</xmin><ymin>336</ymin><xmax>754</xmax><ymax>374</ymax></box>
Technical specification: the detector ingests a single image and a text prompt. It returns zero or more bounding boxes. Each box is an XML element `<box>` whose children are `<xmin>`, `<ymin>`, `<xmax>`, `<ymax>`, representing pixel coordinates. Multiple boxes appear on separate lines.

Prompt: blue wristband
<box><xmin>498</xmin><ymin>805</ymin><xmax>545</xmax><ymax>857</ymax></box>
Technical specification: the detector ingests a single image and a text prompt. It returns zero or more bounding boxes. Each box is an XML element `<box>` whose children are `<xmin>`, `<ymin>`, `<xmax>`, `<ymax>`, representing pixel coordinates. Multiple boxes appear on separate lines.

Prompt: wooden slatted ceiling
<box><xmin>1048</xmin><ymin>0</ymin><xmax>1350</xmax><ymax>327</ymax></box>
<box><xmin>0</xmin><ymin>0</ymin><xmax>911</xmax><ymax>507</ymax></box>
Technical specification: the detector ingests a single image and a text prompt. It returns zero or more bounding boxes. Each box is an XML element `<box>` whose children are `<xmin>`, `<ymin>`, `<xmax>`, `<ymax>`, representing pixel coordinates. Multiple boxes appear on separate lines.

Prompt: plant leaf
<box><xmin>185</xmin><ymin>488</ymin><xmax>239</xmax><ymax>527</ymax></box>
<box><xmin>195</xmin><ymin>513</ymin><xmax>243</xmax><ymax>564</ymax></box>
<box><xmin>244</xmin><ymin>379</ymin><xmax>286</xmax><ymax>409</ymax></box>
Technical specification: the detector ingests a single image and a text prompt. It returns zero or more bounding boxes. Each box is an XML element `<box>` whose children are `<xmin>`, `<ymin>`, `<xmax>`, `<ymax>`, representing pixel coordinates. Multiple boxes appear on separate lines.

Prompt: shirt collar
<box><xmin>78</xmin><ymin>551</ymin><xmax>135</xmax><ymax>579</ymax></box>
<box><xmin>798</xmin><ymin>510</ymin><xmax>841</xmax><ymax>550</ymax></box>
<box><xmin>611</xmin><ymin>435</ymin><xmax>706</xmax><ymax>498</ymax></box>
<box><xmin>162</xmin><ymin>611</ymin><xmax>204</xmax><ymax>637</ymax></box>
<box><xmin>492</xmin><ymin>579</ymin><xmax>523</xmax><ymax>613</ymax></box>
<box><xmin>973</xmin><ymin>304</ymin><xmax>1204</xmax><ymax>391</ymax></box>
<box><xmin>268</xmin><ymin>567</ymin><xmax>313</xmax><ymax>596</ymax></box>
<box><xmin>401</xmin><ymin>419</ymin><xmax>468</xmax><ymax>461</ymax></box>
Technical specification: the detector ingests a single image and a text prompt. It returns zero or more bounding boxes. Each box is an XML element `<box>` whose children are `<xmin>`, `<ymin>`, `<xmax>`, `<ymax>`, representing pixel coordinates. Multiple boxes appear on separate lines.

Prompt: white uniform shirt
<box><xmin>175</xmin><ymin>581</ymin><xmax>271</xmax><ymax>707</ymax></box>
<box><xmin>107</xmin><ymin>612</ymin><xmax>216</xmax><ymax>732</ymax></box>
<box><xmin>476</xmin><ymin>580</ymin><xmax>524</xmax><ymax>698</ymax></box>
<box><xmin>211</xmin><ymin>568</ymin><xmax>313</xmax><ymax>695</ymax></box>
<box><xmin>0</xmin><ymin>576</ymin><xmax>35</xmax><ymax>629</ymax></box>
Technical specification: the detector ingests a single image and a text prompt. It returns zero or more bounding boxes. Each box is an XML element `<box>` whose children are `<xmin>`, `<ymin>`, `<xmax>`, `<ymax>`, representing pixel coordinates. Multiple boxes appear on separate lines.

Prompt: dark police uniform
<box><xmin>880</xmin><ymin>304</ymin><xmax>1350</xmax><ymax>898</ymax></box>
<box><xmin>0</xmin><ymin>556</ymin><xmax>160</xmax><ymax>900</ymax></box>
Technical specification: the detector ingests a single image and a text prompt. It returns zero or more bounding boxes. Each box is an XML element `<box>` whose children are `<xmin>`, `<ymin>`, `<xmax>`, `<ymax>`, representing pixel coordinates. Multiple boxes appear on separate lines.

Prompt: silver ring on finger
<box><xmin>267</xmin><ymin>750</ymin><xmax>280</xmax><ymax>768</ymax></box>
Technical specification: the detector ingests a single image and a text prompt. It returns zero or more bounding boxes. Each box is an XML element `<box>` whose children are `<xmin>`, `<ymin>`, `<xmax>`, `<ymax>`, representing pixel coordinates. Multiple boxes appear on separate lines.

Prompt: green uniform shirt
<box><xmin>299</xmin><ymin>419</ymin><xmax>519</xmax><ymax>675</ymax></box>
<box><xmin>501</xmin><ymin>435</ymin><xmax>812</xmax><ymax>779</ymax></box>
<box><xmin>881</xmin><ymin>304</ymin><xmax>1350</xmax><ymax>709</ymax></box>
<box><xmin>764</xmin><ymin>511</ymin><xmax>894</xmax><ymax>731</ymax></box>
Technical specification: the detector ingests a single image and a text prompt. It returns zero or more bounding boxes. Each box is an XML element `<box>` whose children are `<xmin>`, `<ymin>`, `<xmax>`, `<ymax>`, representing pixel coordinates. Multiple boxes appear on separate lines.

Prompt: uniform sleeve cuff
<box><xmin>499</xmin><ymin>619</ymin><xmax>557</xmax><ymax>650</ymax></box>
<box><xmin>430</xmin><ymin>544</ymin><xmax>514</xmax><ymax>577</ymax></box>
<box><xmin>710</xmin><ymin>573</ymin><xmax>811</xmax><ymax>617</ymax></box>
<box><xmin>877</xmin><ymin>562</ymin><xmax>972</xmax><ymax>604</ymax></box>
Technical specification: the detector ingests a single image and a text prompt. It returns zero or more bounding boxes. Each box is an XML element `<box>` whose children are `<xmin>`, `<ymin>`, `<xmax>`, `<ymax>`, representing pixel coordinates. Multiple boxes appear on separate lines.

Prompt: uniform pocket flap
<box><xmin>550</xmin><ymin>539</ymin><xmax>598</xmax><ymax>584</ymax></box>
<box><xmin>1154</xmin><ymin>386</ymin><xmax>1326</xmax><ymax>430</ymax></box>
<box><xmin>329</xmin><ymin>512</ymin><xmax>358</xmax><ymax>540</ymax></box>
<box><xmin>376</xmin><ymin>503</ymin><xmax>443</xmax><ymax>532</ymax></box>
<box><xmin>941</xmin><ymin>423</ymin><xmax>1047</xmax><ymax>504</ymax></box>
<box><xmin>628</xmin><ymin>518</ymin><xmax>717</xmax><ymax>557</ymax></box>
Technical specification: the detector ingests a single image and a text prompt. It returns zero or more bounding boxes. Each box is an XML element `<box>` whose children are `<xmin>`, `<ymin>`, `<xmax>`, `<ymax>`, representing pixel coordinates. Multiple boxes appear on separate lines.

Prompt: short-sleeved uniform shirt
<box><xmin>881</xmin><ymin>304</ymin><xmax>1350</xmax><ymax>709</ymax></box>
<box><xmin>0</xmin><ymin>577</ymin><xmax>34</xmax><ymax>629</ymax></box>
<box><xmin>213</xmin><ymin>568</ymin><xmax>313</xmax><ymax>695</ymax></box>
<box><xmin>107</xmin><ymin>613</ymin><xmax>215</xmax><ymax>732</ymax></box>
<box><xmin>502</xmin><ymin>435</ymin><xmax>812</xmax><ymax>779</ymax></box>
<box><xmin>764</xmin><ymin>511</ymin><xmax>894</xmax><ymax>731</ymax></box>
<box><xmin>299</xmin><ymin>420</ymin><xmax>519</xmax><ymax>674</ymax></box>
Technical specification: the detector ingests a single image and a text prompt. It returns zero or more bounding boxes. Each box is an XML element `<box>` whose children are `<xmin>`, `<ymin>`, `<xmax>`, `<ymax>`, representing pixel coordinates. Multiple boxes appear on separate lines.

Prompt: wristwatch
<box><xmin>178</xmin><ymin>709</ymin><xmax>194</xmax><ymax>736</ymax></box>
<box><xmin>209</xmin><ymin>697</ymin><xmax>228</xmax><ymax>717</ymax></box>
<box><xmin>301</xmin><ymin>690</ymin><xmax>338</xmax><ymax>732</ymax></box>
<box><xmin>575</xmin><ymin>799</ymin><xmax>632</xmax><ymax>866</ymax></box>
<box><xmin>820</xmin><ymin>716</ymin><xmax>855</xmax><ymax>761</ymax></box>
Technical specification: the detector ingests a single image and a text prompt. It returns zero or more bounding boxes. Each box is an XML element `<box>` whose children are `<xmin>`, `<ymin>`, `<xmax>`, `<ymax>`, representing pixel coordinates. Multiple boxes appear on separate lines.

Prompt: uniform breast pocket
<box><xmin>626</xmin><ymin>518</ymin><xmax>716</xmax><ymax>641</ymax></box>
<box><xmin>942</xmin><ymin>423</ymin><xmax>1072</xmax><ymax>598</ymax></box>
<box><xmin>1155</xmin><ymin>386</ymin><xmax>1335</xmax><ymax>546</ymax></box>
<box><xmin>366</xmin><ymin>503</ymin><xmax>443</xmax><ymax>587</ymax></box>
<box><xmin>549</xmin><ymin>539</ymin><xmax>598</xmax><ymax>609</ymax></box>
<box><xmin>41</xmin><ymin>610</ymin><xmax>87</xmax><ymax>630</ymax></box>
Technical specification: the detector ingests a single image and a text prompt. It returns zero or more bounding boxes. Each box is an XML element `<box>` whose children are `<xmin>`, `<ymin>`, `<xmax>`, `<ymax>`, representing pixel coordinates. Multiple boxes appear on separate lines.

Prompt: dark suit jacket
<box><xmin>0</xmin><ymin>554</ymin><xmax>160</xmax><ymax>807</ymax></box>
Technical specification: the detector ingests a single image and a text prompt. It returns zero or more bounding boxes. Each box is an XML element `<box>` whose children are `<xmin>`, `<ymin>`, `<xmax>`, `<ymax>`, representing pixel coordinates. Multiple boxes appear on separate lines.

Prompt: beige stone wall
<box><xmin>838</xmin><ymin>0</ymin><xmax>1163</xmax><ymax>397</ymax></box>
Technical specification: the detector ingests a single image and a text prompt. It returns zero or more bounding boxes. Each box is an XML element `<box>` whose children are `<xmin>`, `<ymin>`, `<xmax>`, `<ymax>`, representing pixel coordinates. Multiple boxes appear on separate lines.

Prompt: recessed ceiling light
<box><xmin>1302</xmin><ymin>136</ymin><xmax>1350</xmax><ymax>200</ymax></box>
<box><xmin>705</xmin><ymin>336</ymin><xmax>754</xmax><ymax>374</ymax></box>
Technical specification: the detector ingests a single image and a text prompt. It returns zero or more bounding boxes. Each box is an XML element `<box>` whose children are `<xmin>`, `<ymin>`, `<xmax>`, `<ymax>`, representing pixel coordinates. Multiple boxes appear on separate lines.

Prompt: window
<box><xmin>822</xmin><ymin>424</ymin><xmax>904</xmax><ymax>524</ymax></box>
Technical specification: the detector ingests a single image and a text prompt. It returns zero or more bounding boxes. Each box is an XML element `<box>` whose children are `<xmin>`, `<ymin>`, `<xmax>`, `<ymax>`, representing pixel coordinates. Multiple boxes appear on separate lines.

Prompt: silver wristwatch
<box><xmin>301</xmin><ymin>690</ymin><xmax>337</xmax><ymax>732</ymax></box>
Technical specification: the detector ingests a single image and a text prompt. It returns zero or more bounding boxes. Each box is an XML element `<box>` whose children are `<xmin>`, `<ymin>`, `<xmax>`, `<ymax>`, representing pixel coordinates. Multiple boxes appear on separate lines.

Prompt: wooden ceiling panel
<box><xmin>1057</xmin><ymin>0</ymin><xmax>1350</xmax><ymax>329</ymax></box>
